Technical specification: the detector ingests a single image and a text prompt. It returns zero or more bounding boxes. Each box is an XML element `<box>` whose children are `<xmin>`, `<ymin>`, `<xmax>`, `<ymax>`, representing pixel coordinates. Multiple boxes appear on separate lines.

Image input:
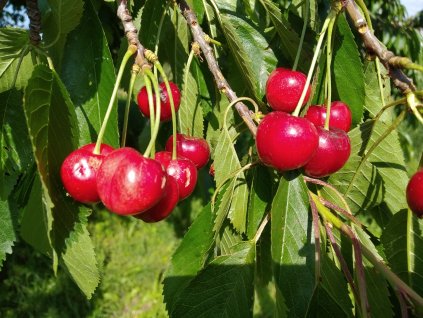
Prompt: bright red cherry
<box><xmin>60</xmin><ymin>143</ymin><xmax>114</xmax><ymax>204</ymax></box>
<box><xmin>137</xmin><ymin>81</ymin><xmax>181</xmax><ymax>121</ymax></box>
<box><xmin>304</xmin><ymin>127</ymin><xmax>351</xmax><ymax>178</ymax></box>
<box><xmin>266</xmin><ymin>68</ymin><xmax>311</xmax><ymax>113</ymax></box>
<box><xmin>155</xmin><ymin>151</ymin><xmax>173</xmax><ymax>170</ymax></box>
<box><xmin>256</xmin><ymin>112</ymin><xmax>318</xmax><ymax>171</ymax></box>
<box><xmin>165</xmin><ymin>134</ymin><xmax>210</xmax><ymax>169</ymax></box>
<box><xmin>406</xmin><ymin>170</ymin><xmax>423</xmax><ymax>218</ymax></box>
<box><xmin>305</xmin><ymin>101</ymin><xmax>352</xmax><ymax>132</ymax></box>
<box><xmin>134</xmin><ymin>176</ymin><xmax>179</xmax><ymax>223</ymax></box>
<box><xmin>166</xmin><ymin>158</ymin><xmax>197</xmax><ymax>200</ymax></box>
<box><xmin>96</xmin><ymin>147</ymin><xmax>167</xmax><ymax>215</ymax></box>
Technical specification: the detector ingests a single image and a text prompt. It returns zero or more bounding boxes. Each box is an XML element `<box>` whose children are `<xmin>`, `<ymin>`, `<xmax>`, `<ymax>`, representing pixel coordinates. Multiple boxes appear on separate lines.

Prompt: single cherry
<box><xmin>406</xmin><ymin>170</ymin><xmax>423</xmax><ymax>218</ymax></box>
<box><xmin>165</xmin><ymin>134</ymin><xmax>210</xmax><ymax>169</ymax></box>
<box><xmin>266</xmin><ymin>68</ymin><xmax>311</xmax><ymax>113</ymax></box>
<box><xmin>96</xmin><ymin>147</ymin><xmax>167</xmax><ymax>215</ymax></box>
<box><xmin>256</xmin><ymin>112</ymin><xmax>318</xmax><ymax>171</ymax></box>
<box><xmin>305</xmin><ymin>101</ymin><xmax>352</xmax><ymax>132</ymax></box>
<box><xmin>304</xmin><ymin>127</ymin><xmax>351</xmax><ymax>178</ymax></box>
<box><xmin>137</xmin><ymin>81</ymin><xmax>181</xmax><ymax>122</ymax></box>
<box><xmin>60</xmin><ymin>143</ymin><xmax>114</xmax><ymax>204</ymax></box>
<box><xmin>134</xmin><ymin>176</ymin><xmax>179</xmax><ymax>223</ymax></box>
<box><xmin>154</xmin><ymin>151</ymin><xmax>173</xmax><ymax>170</ymax></box>
<box><xmin>166</xmin><ymin>158</ymin><xmax>197</xmax><ymax>201</ymax></box>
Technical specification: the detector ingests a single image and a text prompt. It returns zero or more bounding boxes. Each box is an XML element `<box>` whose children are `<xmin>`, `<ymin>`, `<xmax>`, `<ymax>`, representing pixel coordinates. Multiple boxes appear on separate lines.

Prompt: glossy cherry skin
<box><xmin>154</xmin><ymin>151</ymin><xmax>173</xmax><ymax>170</ymax></box>
<box><xmin>96</xmin><ymin>147</ymin><xmax>167</xmax><ymax>215</ymax></box>
<box><xmin>256</xmin><ymin>112</ymin><xmax>319</xmax><ymax>171</ymax></box>
<box><xmin>137</xmin><ymin>81</ymin><xmax>181</xmax><ymax>121</ymax></box>
<box><xmin>166</xmin><ymin>158</ymin><xmax>198</xmax><ymax>200</ymax></box>
<box><xmin>134</xmin><ymin>176</ymin><xmax>179</xmax><ymax>223</ymax></box>
<box><xmin>304</xmin><ymin>127</ymin><xmax>351</xmax><ymax>178</ymax></box>
<box><xmin>305</xmin><ymin>101</ymin><xmax>352</xmax><ymax>132</ymax></box>
<box><xmin>406</xmin><ymin>170</ymin><xmax>423</xmax><ymax>218</ymax></box>
<box><xmin>60</xmin><ymin>143</ymin><xmax>114</xmax><ymax>204</ymax></box>
<box><xmin>266</xmin><ymin>68</ymin><xmax>311</xmax><ymax>113</ymax></box>
<box><xmin>165</xmin><ymin>134</ymin><xmax>210</xmax><ymax>169</ymax></box>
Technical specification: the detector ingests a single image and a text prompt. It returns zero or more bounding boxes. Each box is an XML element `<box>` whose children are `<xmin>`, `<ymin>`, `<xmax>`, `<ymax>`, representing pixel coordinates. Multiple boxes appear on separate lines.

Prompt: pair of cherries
<box><xmin>60</xmin><ymin>134</ymin><xmax>210</xmax><ymax>222</ymax></box>
<box><xmin>256</xmin><ymin>67</ymin><xmax>352</xmax><ymax>177</ymax></box>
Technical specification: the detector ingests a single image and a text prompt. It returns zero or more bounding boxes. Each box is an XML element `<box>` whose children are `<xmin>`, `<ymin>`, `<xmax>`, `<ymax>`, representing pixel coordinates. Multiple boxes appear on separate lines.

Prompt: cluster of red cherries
<box><xmin>257</xmin><ymin>67</ymin><xmax>352</xmax><ymax>178</ymax></box>
<box><xmin>60</xmin><ymin>82</ymin><xmax>210</xmax><ymax>222</ymax></box>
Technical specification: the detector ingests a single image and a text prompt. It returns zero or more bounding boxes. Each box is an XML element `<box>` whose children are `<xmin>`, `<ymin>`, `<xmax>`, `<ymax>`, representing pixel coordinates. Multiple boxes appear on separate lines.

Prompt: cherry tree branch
<box><xmin>26</xmin><ymin>0</ymin><xmax>41</xmax><ymax>46</ymax></box>
<box><xmin>344</xmin><ymin>0</ymin><xmax>416</xmax><ymax>94</ymax></box>
<box><xmin>177</xmin><ymin>0</ymin><xmax>258</xmax><ymax>136</ymax></box>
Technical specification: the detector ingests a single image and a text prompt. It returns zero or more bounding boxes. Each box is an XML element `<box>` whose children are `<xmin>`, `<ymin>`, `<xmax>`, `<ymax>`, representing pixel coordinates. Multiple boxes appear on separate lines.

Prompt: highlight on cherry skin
<box><xmin>60</xmin><ymin>143</ymin><xmax>114</xmax><ymax>204</ymax></box>
<box><xmin>265</xmin><ymin>67</ymin><xmax>311</xmax><ymax>113</ymax></box>
<box><xmin>165</xmin><ymin>133</ymin><xmax>211</xmax><ymax>169</ymax></box>
<box><xmin>255</xmin><ymin>111</ymin><xmax>319</xmax><ymax>171</ymax></box>
<box><xmin>137</xmin><ymin>81</ymin><xmax>181</xmax><ymax>121</ymax></box>
<box><xmin>96</xmin><ymin>147</ymin><xmax>167</xmax><ymax>215</ymax></box>
<box><xmin>406</xmin><ymin>170</ymin><xmax>423</xmax><ymax>218</ymax></box>
<box><xmin>165</xmin><ymin>158</ymin><xmax>198</xmax><ymax>201</ymax></box>
<box><xmin>305</xmin><ymin>101</ymin><xmax>352</xmax><ymax>132</ymax></box>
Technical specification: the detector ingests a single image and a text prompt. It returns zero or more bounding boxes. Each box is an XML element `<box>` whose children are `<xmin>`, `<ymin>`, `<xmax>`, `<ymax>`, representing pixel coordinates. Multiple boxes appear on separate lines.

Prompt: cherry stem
<box><xmin>292</xmin><ymin>0</ymin><xmax>309</xmax><ymax>71</ymax></box>
<box><xmin>181</xmin><ymin>48</ymin><xmax>196</xmax><ymax>135</ymax></box>
<box><xmin>94</xmin><ymin>47</ymin><xmax>136</xmax><ymax>154</ymax></box>
<box><xmin>121</xmin><ymin>65</ymin><xmax>139</xmax><ymax>147</ymax></box>
<box><xmin>144</xmin><ymin>69</ymin><xmax>161</xmax><ymax>158</ymax></box>
<box><xmin>223</xmin><ymin>97</ymin><xmax>259</xmax><ymax>135</ymax></box>
<box><xmin>324</xmin><ymin>16</ymin><xmax>336</xmax><ymax>130</ymax></box>
<box><xmin>407</xmin><ymin>92</ymin><xmax>423</xmax><ymax>125</ymax></box>
<box><xmin>143</xmin><ymin>72</ymin><xmax>155</xmax><ymax>148</ymax></box>
<box><xmin>292</xmin><ymin>11</ymin><xmax>335</xmax><ymax>117</ymax></box>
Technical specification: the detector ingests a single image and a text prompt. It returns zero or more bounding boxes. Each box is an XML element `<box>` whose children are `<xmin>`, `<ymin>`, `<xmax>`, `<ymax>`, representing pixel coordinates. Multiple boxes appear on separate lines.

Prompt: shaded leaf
<box><xmin>0</xmin><ymin>199</ymin><xmax>16</xmax><ymax>269</ymax></box>
<box><xmin>271</xmin><ymin>172</ymin><xmax>314</xmax><ymax>318</ymax></box>
<box><xmin>139</xmin><ymin>0</ymin><xmax>167</xmax><ymax>50</ymax></box>
<box><xmin>171</xmin><ymin>241</ymin><xmax>255</xmax><ymax>318</ymax></box>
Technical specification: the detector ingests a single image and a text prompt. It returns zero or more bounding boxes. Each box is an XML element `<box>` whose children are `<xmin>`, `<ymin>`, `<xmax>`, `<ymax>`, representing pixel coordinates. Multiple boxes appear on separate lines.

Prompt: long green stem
<box><xmin>94</xmin><ymin>47</ymin><xmax>136</xmax><ymax>154</ymax></box>
<box><xmin>292</xmin><ymin>11</ymin><xmax>334</xmax><ymax>117</ymax></box>
<box><xmin>324</xmin><ymin>16</ymin><xmax>336</xmax><ymax>130</ymax></box>
<box><xmin>292</xmin><ymin>0</ymin><xmax>309</xmax><ymax>71</ymax></box>
<box><xmin>180</xmin><ymin>49</ymin><xmax>195</xmax><ymax>134</ymax></box>
<box><xmin>223</xmin><ymin>97</ymin><xmax>259</xmax><ymax>135</ymax></box>
<box><xmin>121</xmin><ymin>67</ymin><xmax>138</xmax><ymax>147</ymax></box>
<box><xmin>407</xmin><ymin>92</ymin><xmax>423</xmax><ymax>125</ymax></box>
<box><xmin>143</xmin><ymin>73</ymin><xmax>155</xmax><ymax>141</ymax></box>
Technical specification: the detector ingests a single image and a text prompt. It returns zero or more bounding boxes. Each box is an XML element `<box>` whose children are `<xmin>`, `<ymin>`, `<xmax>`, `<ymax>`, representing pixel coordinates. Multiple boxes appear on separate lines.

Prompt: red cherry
<box><xmin>305</xmin><ymin>101</ymin><xmax>352</xmax><ymax>132</ymax></box>
<box><xmin>155</xmin><ymin>151</ymin><xmax>173</xmax><ymax>170</ymax></box>
<box><xmin>134</xmin><ymin>176</ymin><xmax>179</xmax><ymax>223</ymax></box>
<box><xmin>304</xmin><ymin>127</ymin><xmax>351</xmax><ymax>178</ymax></box>
<box><xmin>256</xmin><ymin>112</ymin><xmax>318</xmax><ymax>171</ymax></box>
<box><xmin>137</xmin><ymin>81</ymin><xmax>181</xmax><ymax>121</ymax></box>
<box><xmin>165</xmin><ymin>134</ymin><xmax>210</xmax><ymax>169</ymax></box>
<box><xmin>96</xmin><ymin>147</ymin><xmax>167</xmax><ymax>215</ymax></box>
<box><xmin>60</xmin><ymin>143</ymin><xmax>114</xmax><ymax>204</ymax></box>
<box><xmin>406</xmin><ymin>170</ymin><xmax>423</xmax><ymax>218</ymax></box>
<box><xmin>166</xmin><ymin>158</ymin><xmax>197</xmax><ymax>200</ymax></box>
<box><xmin>266</xmin><ymin>68</ymin><xmax>311</xmax><ymax>113</ymax></box>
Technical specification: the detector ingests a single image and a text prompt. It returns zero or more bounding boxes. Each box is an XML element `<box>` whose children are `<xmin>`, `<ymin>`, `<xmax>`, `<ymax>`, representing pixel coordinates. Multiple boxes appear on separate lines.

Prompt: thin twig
<box><xmin>318</xmin><ymin>196</ymin><xmax>363</xmax><ymax>226</ymax></box>
<box><xmin>177</xmin><ymin>0</ymin><xmax>257</xmax><ymax>136</ymax></box>
<box><xmin>26</xmin><ymin>0</ymin><xmax>41</xmax><ymax>46</ymax></box>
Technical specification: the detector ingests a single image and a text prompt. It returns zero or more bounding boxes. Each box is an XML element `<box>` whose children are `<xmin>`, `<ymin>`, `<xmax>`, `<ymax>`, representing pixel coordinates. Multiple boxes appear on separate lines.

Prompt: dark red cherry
<box><xmin>134</xmin><ymin>176</ymin><xmax>179</xmax><ymax>223</ymax></box>
<box><xmin>60</xmin><ymin>143</ymin><xmax>114</xmax><ymax>204</ymax></box>
<box><xmin>266</xmin><ymin>68</ymin><xmax>311</xmax><ymax>113</ymax></box>
<box><xmin>155</xmin><ymin>151</ymin><xmax>173</xmax><ymax>170</ymax></box>
<box><xmin>166</xmin><ymin>158</ymin><xmax>197</xmax><ymax>200</ymax></box>
<box><xmin>304</xmin><ymin>127</ymin><xmax>351</xmax><ymax>178</ymax></box>
<box><xmin>137</xmin><ymin>81</ymin><xmax>181</xmax><ymax>121</ymax></box>
<box><xmin>305</xmin><ymin>101</ymin><xmax>352</xmax><ymax>132</ymax></box>
<box><xmin>96</xmin><ymin>147</ymin><xmax>167</xmax><ymax>215</ymax></box>
<box><xmin>256</xmin><ymin>112</ymin><xmax>318</xmax><ymax>171</ymax></box>
<box><xmin>406</xmin><ymin>170</ymin><xmax>423</xmax><ymax>218</ymax></box>
<box><xmin>165</xmin><ymin>134</ymin><xmax>210</xmax><ymax>169</ymax></box>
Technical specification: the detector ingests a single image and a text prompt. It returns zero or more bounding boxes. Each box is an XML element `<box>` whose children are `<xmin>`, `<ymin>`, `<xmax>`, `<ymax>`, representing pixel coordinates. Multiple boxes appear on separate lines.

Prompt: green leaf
<box><xmin>333</xmin><ymin>14</ymin><xmax>365</xmax><ymax>125</ymax></box>
<box><xmin>0</xmin><ymin>199</ymin><xmax>16</xmax><ymax>269</ymax></box>
<box><xmin>271</xmin><ymin>172</ymin><xmax>314</xmax><ymax>318</ymax></box>
<box><xmin>61</xmin><ymin>0</ymin><xmax>119</xmax><ymax>147</ymax></box>
<box><xmin>219</xmin><ymin>12</ymin><xmax>277</xmax><ymax>100</ymax></box>
<box><xmin>171</xmin><ymin>241</ymin><xmax>255</xmax><ymax>318</ymax></box>
<box><xmin>139</xmin><ymin>0</ymin><xmax>167</xmax><ymax>50</ymax></box>
<box><xmin>0</xmin><ymin>28</ymin><xmax>33</xmax><ymax>93</ymax></box>
<box><xmin>381</xmin><ymin>210</ymin><xmax>423</xmax><ymax>297</ymax></box>
<box><xmin>0</xmin><ymin>89</ymin><xmax>34</xmax><ymax>199</ymax></box>
<box><xmin>163</xmin><ymin>204</ymin><xmax>215</xmax><ymax>313</ymax></box>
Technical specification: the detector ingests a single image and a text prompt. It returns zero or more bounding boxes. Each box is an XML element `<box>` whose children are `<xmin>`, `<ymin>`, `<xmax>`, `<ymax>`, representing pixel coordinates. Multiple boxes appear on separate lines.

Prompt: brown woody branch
<box><xmin>117</xmin><ymin>0</ymin><xmax>149</xmax><ymax>68</ymax></box>
<box><xmin>26</xmin><ymin>0</ymin><xmax>41</xmax><ymax>46</ymax></box>
<box><xmin>177</xmin><ymin>0</ymin><xmax>258</xmax><ymax>136</ymax></box>
<box><xmin>344</xmin><ymin>0</ymin><xmax>416</xmax><ymax>94</ymax></box>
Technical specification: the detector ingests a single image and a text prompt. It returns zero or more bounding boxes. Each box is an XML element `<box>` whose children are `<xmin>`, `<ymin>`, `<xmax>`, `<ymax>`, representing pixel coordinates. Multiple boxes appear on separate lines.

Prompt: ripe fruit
<box><xmin>60</xmin><ymin>143</ymin><xmax>114</xmax><ymax>204</ymax></box>
<box><xmin>305</xmin><ymin>101</ymin><xmax>352</xmax><ymax>132</ymax></box>
<box><xmin>256</xmin><ymin>112</ymin><xmax>318</xmax><ymax>171</ymax></box>
<box><xmin>266</xmin><ymin>68</ymin><xmax>310</xmax><ymax>113</ymax></box>
<box><xmin>166</xmin><ymin>159</ymin><xmax>198</xmax><ymax>200</ymax></box>
<box><xmin>134</xmin><ymin>176</ymin><xmax>179</xmax><ymax>223</ymax></box>
<box><xmin>137</xmin><ymin>81</ymin><xmax>181</xmax><ymax>121</ymax></box>
<box><xmin>304</xmin><ymin>127</ymin><xmax>351</xmax><ymax>178</ymax></box>
<box><xmin>96</xmin><ymin>147</ymin><xmax>167</xmax><ymax>215</ymax></box>
<box><xmin>154</xmin><ymin>151</ymin><xmax>173</xmax><ymax>170</ymax></box>
<box><xmin>406</xmin><ymin>170</ymin><xmax>423</xmax><ymax>218</ymax></box>
<box><xmin>165</xmin><ymin>134</ymin><xmax>210</xmax><ymax>169</ymax></box>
